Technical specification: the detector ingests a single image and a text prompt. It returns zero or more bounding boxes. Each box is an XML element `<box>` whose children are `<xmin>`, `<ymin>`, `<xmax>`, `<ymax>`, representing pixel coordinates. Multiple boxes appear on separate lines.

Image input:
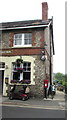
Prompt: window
<box><xmin>14</xmin><ymin>33</ymin><xmax>32</xmax><ymax>47</ymax></box>
<box><xmin>0</xmin><ymin>62</ymin><xmax>5</xmax><ymax>68</ymax></box>
<box><xmin>14</xmin><ymin>34</ymin><xmax>22</xmax><ymax>45</ymax></box>
<box><xmin>13</xmin><ymin>72</ymin><xmax>20</xmax><ymax>80</ymax></box>
<box><xmin>24</xmin><ymin>33</ymin><xmax>32</xmax><ymax>45</ymax></box>
<box><xmin>23</xmin><ymin>62</ymin><xmax>31</xmax><ymax>80</ymax></box>
<box><xmin>12</xmin><ymin>62</ymin><xmax>31</xmax><ymax>82</ymax></box>
<box><xmin>12</xmin><ymin>63</ymin><xmax>21</xmax><ymax>81</ymax></box>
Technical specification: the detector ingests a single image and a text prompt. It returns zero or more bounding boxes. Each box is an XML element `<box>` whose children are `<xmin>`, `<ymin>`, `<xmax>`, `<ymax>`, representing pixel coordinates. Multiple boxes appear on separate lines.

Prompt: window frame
<box><xmin>23</xmin><ymin>62</ymin><xmax>31</xmax><ymax>80</ymax></box>
<box><xmin>14</xmin><ymin>33</ymin><xmax>32</xmax><ymax>47</ymax></box>
<box><xmin>11</xmin><ymin>62</ymin><xmax>31</xmax><ymax>82</ymax></box>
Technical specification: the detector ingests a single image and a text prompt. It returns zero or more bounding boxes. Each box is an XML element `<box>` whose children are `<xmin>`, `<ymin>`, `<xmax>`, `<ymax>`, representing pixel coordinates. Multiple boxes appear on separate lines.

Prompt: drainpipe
<box><xmin>49</xmin><ymin>23</ymin><xmax>52</xmax><ymax>86</ymax></box>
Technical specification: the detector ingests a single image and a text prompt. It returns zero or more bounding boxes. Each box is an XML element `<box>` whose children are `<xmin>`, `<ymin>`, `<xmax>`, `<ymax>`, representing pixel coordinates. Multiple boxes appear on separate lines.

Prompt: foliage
<box><xmin>65</xmin><ymin>74</ymin><xmax>67</xmax><ymax>82</ymax></box>
<box><xmin>53</xmin><ymin>72</ymin><xmax>67</xmax><ymax>93</ymax></box>
<box><xmin>54</xmin><ymin>72</ymin><xmax>64</xmax><ymax>81</ymax></box>
<box><xmin>16</xmin><ymin>59</ymin><xmax>23</xmax><ymax>64</ymax></box>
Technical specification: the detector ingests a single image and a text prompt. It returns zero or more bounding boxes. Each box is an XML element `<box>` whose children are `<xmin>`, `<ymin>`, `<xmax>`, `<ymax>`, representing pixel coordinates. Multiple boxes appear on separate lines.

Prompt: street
<box><xmin>0</xmin><ymin>90</ymin><xmax>66</xmax><ymax>119</ymax></box>
<box><xmin>2</xmin><ymin>106</ymin><xmax>65</xmax><ymax>118</ymax></box>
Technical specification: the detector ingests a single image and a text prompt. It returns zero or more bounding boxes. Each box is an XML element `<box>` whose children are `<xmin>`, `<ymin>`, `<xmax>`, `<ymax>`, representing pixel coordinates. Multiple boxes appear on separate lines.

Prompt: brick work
<box><xmin>40</xmin><ymin>30</ymin><xmax>44</xmax><ymax>47</ymax></box>
<box><xmin>42</xmin><ymin>2</ymin><xmax>48</xmax><ymax>21</ymax></box>
<box><xmin>2</xmin><ymin>28</ymin><xmax>46</xmax><ymax>51</ymax></box>
<box><xmin>34</xmin><ymin>31</ymin><xmax>42</xmax><ymax>47</ymax></box>
<box><xmin>2</xmin><ymin>33</ymin><xmax>10</xmax><ymax>48</ymax></box>
<box><xmin>1</xmin><ymin>48</ymin><xmax>44</xmax><ymax>56</ymax></box>
<box><xmin>9</xmin><ymin>32</ymin><xmax>14</xmax><ymax>47</ymax></box>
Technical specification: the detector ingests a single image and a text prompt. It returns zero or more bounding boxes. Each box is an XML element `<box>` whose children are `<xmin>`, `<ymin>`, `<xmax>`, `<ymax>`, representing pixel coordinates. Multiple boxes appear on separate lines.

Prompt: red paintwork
<box><xmin>9</xmin><ymin>90</ymin><xmax>29</xmax><ymax>100</ymax></box>
<box><xmin>44</xmin><ymin>80</ymin><xmax>48</xmax><ymax>88</ymax></box>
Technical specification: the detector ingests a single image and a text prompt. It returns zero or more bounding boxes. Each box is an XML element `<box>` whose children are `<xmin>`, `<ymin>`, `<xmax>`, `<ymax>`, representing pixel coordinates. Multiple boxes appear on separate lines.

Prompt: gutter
<box><xmin>0</xmin><ymin>21</ymin><xmax>52</xmax><ymax>31</ymax></box>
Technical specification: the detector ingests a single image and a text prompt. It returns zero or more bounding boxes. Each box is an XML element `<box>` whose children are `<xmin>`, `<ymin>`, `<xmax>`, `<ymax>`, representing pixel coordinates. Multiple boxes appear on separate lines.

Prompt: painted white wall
<box><xmin>0</xmin><ymin>56</ymin><xmax>35</xmax><ymax>96</ymax></box>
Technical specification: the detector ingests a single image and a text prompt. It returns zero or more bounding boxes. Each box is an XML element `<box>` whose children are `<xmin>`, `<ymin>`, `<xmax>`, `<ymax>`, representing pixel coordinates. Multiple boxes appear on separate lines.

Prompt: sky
<box><xmin>0</xmin><ymin>0</ymin><xmax>65</xmax><ymax>74</ymax></box>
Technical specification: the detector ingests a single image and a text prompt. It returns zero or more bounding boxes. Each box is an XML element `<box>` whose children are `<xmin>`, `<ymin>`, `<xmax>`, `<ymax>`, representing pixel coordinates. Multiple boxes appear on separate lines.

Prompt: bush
<box><xmin>65</xmin><ymin>82</ymin><xmax>67</xmax><ymax>94</ymax></box>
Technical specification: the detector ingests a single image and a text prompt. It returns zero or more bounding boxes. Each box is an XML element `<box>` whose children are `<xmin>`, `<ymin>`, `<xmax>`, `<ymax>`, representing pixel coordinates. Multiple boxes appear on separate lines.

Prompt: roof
<box><xmin>0</xmin><ymin>19</ymin><xmax>51</xmax><ymax>30</ymax></box>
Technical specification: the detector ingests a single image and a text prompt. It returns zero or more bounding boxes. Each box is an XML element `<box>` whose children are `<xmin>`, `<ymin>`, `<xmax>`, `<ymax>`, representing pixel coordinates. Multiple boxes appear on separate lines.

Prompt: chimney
<box><xmin>42</xmin><ymin>2</ymin><xmax>48</xmax><ymax>21</ymax></box>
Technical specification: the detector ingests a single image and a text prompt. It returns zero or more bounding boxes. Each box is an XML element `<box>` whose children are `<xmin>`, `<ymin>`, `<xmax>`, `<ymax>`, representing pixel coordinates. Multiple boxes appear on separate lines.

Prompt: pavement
<box><xmin>0</xmin><ymin>90</ymin><xmax>66</xmax><ymax>110</ymax></box>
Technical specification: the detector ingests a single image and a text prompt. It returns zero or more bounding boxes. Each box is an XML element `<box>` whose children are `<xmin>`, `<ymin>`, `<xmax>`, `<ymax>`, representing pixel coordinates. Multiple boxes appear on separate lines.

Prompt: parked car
<box><xmin>9</xmin><ymin>85</ymin><xmax>29</xmax><ymax>101</ymax></box>
<box><xmin>57</xmin><ymin>85</ymin><xmax>65</xmax><ymax>91</ymax></box>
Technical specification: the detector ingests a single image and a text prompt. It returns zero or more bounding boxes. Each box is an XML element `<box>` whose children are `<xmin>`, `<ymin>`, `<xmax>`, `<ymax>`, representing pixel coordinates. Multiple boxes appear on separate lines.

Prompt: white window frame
<box><xmin>14</xmin><ymin>33</ymin><xmax>32</xmax><ymax>47</ymax></box>
<box><xmin>12</xmin><ymin>62</ymin><xmax>31</xmax><ymax>81</ymax></box>
<box><xmin>23</xmin><ymin>62</ymin><xmax>31</xmax><ymax>80</ymax></box>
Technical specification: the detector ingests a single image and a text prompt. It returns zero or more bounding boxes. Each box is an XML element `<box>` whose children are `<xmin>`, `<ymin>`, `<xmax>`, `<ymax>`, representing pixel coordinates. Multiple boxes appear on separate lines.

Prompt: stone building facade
<box><xmin>0</xmin><ymin>2</ymin><xmax>54</xmax><ymax>97</ymax></box>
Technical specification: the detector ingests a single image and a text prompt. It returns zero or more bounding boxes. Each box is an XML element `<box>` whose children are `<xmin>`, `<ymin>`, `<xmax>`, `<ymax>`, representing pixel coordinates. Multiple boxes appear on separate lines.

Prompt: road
<box><xmin>0</xmin><ymin>90</ymin><xmax>66</xmax><ymax>119</ymax></box>
<box><xmin>1</xmin><ymin>106</ymin><xmax>65</xmax><ymax>118</ymax></box>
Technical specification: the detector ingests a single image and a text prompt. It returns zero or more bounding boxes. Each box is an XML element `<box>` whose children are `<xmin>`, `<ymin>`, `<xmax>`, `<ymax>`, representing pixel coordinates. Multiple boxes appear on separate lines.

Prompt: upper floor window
<box><xmin>14</xmin><ymin>33</ymin><xmax>32</xmax><ymax>47</ymax></box>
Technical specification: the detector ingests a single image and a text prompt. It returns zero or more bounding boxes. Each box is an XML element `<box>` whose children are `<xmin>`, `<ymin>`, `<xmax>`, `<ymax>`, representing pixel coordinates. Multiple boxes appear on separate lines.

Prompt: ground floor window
<box><xmin>13</xmin><ymin>72</ymin><xmax>20</xmax><ymax>80</ymax></box>
<box><xmin>23</xmin><ymin>72</ymin><xmax>30</xmax><ymax>80</ymax></box>
<box><xmin>0</xmin><ymin>62</ymin><xmax>5</xmax><ymax>68</ymax></box>
<box><xmin>23</xmin><ymin>62</ymin><xmax>31</xmax><ymax>80</ymax></box>
<box><xmin>11</xmin><ymin>62</ymin><xmax>31</xmax><ymax>83</ymax></box>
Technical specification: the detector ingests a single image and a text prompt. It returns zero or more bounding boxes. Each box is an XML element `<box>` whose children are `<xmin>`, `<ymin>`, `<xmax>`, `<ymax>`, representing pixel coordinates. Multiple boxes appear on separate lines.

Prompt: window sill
<box><xmin>9</xmin><ymin>80</ymin><xmax>35</xmax><ymax>85</ymax></box>
<box><xmin>10</xmin><ymin>80</ymin><xmax>31</xmax><ymax>84</ymax></box>
<box><xmin>9</xmin><ymin>83</ymin><xmax>35</xmax><ymax>85</ymax></box>
<box><xmin>12</xmin><ymin>45</ymin><xmax>32</xmax><ymax>48</ymax></box>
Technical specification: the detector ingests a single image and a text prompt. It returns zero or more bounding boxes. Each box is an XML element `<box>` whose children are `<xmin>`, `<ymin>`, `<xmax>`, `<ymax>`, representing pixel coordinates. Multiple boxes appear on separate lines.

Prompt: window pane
<box><xmin>14</xmin><ymin>34</ymin><xmax>22</xmax><ymax>45</ymax></box>
<box><xmin>28</xmin><ymin>63</ymin><xmax>31</xmax><ymax>67</ymax></box>
<box><xmin>23</xmin><ymin>62</ymin><xmax>31</xmax><ymax>71</ymax></box>
<box><xmin>24</xmin><ymin>39</ymin><xmax>28</xmax><ymax>44</ymax></box>
<box><xmin>23</xmin><ymin>63</ymin><xmax>26</xmax><ymax>67</ymax></box>
<box><xmin>23</xmin><ymin>72</ymin><xmax>31</xmax><ymax>80</ymax></box>
<box><xmin>24</xmin><ymin>33</ymin><xmax>32</xmax><ymax>45</ymax></box>
<box><xmin>0</xmin><ymin>62</ymin><xmax>5</xmax><ymax>68</ymax></box>
<box><xmin>29</xmin><ymin>39</ymin><xmax>32</xmax><ymax>44</ymax></box>
<box><xmin>15</xmin><ymin>39</ymin><xmax>22</xmax><ymax>45</ymax></box>
<box><xmin>13</xmin><ymin>72</ymin><xmax>20</xmax><ymax>80</ymax></box>
<box><xmin>15</xmin><ymin>34</ymin><xmax>22</xmax><ymax>39</ymax></box>
<box><xmin>27</xmin><ymin>68</ymin><xmax>31</xmax><ymax>71</ymax></box>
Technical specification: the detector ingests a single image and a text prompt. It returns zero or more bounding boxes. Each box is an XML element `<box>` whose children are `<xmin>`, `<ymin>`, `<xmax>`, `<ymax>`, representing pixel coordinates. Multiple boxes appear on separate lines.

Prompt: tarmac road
<box><xmin>2</xmin><ymin>106</ymin><xmax>65</xmax><ymax>118</ymax></box>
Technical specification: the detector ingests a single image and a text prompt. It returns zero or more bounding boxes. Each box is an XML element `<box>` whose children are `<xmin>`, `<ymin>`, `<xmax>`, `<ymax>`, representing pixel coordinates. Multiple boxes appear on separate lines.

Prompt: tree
<box><xmin>54</xmin><ymin>72</ymin><xmax>64</xmax><ymax>81</ymax></box>
<box><xmin>65</xmin><ymin>74</ymin><xmax>67</xmax><ymax>82</ymax></box>
<box><xmin>54</xmin><ymin>73</ymin><xmax>67</xmax><ymax>94</ymax></box>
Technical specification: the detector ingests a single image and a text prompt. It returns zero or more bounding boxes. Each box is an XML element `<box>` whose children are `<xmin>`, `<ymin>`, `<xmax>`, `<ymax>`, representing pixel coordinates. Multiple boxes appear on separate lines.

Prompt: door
<box><xmin>0</xmin><ymin>70</ymin><xmax>4</xmax><ymax>94</ymax></box>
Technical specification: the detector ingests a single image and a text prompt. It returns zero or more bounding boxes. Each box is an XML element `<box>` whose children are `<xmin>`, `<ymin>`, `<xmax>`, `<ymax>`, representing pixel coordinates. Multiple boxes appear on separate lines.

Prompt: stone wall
<box><xmin>2</xmin><ymin>28</ymin><xmax>45</xmax><ymax>48</ymax></box>
<box><xmin>34</xmin><ymin>31</ymin><xmax>42</xmax><ymax>47</ymax></box>
<box><xmin>29</xmin><ymin>55</ymin><xmax>46</xmax><ymax>98</ymax></box>
<box><xmin>2</xmin><ymin>32</ymin><xmax>10</xmax><ymax>48</ymax></box>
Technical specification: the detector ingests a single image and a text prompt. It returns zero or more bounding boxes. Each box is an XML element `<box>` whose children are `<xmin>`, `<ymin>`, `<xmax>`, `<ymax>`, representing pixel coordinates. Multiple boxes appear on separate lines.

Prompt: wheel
<box><xmin>9</xmin><ymin>95</ymin><xmax>13</xmax><ymax>100</ymax></box>
<box><xmin>22</xmin><ymin>97</ymin><xmax>25</xmax><ymax>101</ymax></box>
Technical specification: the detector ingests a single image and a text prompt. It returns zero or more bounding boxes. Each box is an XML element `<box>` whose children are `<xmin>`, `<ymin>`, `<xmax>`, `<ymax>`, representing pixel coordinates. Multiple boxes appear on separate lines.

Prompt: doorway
<box><xmin>0</xmin><ymin>70</ymin><xmax>4</xmax><ymax>94</ymax></box>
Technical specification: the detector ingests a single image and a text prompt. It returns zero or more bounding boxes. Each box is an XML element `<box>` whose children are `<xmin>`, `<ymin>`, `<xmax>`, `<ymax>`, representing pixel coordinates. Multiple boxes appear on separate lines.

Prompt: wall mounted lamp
<box><xmin>40</xmin><ymin>50</ymin><xmax>47</xmax><ymax>61</ymax></box>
